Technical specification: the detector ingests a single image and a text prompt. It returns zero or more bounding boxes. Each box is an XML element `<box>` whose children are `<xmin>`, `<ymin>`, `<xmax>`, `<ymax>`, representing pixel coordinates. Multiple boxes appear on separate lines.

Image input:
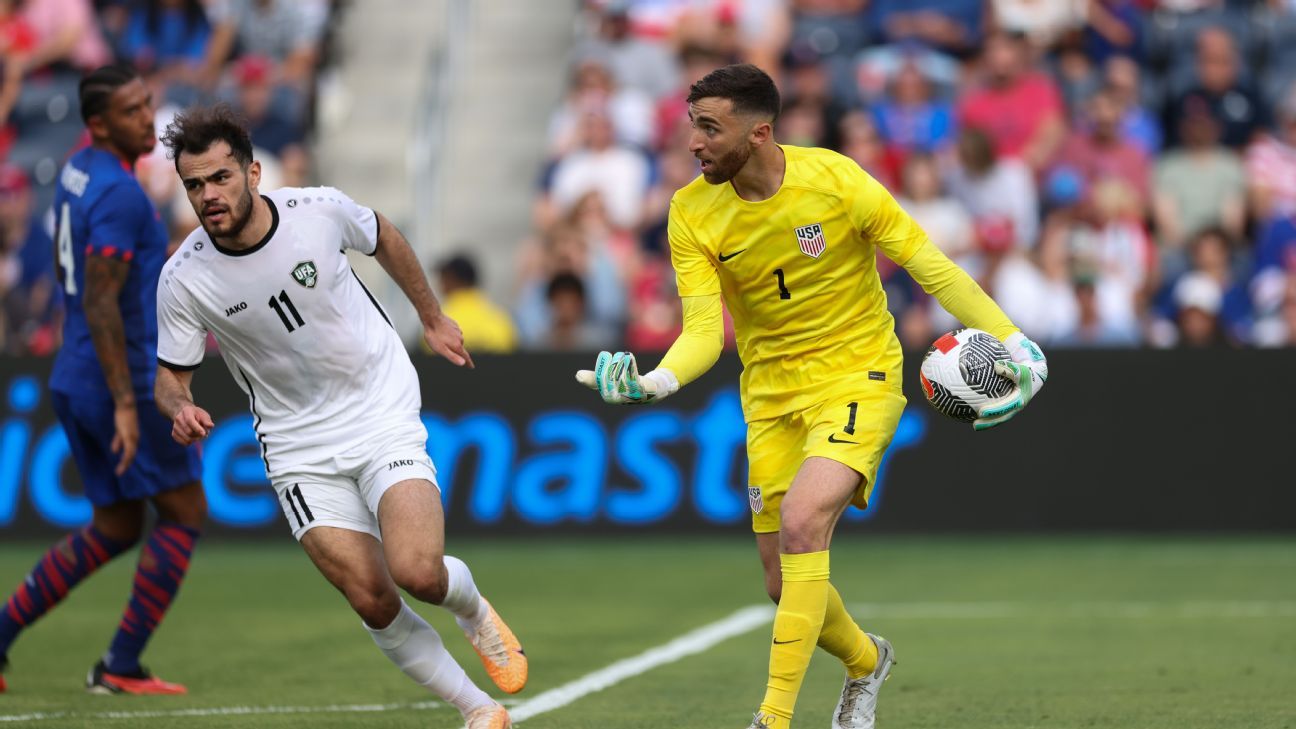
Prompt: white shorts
<box><xmin>272</xmin><ymin>423</ymin><xmax>438</xmax><ymax>541</ymax></box>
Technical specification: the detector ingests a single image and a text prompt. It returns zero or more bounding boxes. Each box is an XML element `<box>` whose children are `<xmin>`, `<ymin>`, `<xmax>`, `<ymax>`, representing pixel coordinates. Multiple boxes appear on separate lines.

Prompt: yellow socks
<box><xmin>817</xmin><ymin>583</ymin><xmax>878</xmax><ymax>679</ymax></box>
<box><xmin>759</xmin><ymin>551</ymin><xmax>830</xmax><ymax>724</ymax></box>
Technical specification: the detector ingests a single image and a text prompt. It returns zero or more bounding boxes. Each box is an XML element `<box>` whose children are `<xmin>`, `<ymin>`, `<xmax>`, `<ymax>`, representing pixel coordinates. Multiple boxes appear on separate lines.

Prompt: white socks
<box><xmin>441</xmin><ymin>555</ymin><xmax>486</xmax><ymax>632</ymax></box>
<box><xmin>364</xmin><ymin>600</ymin><xmax>492</xmax><ymax>714</ymax></box>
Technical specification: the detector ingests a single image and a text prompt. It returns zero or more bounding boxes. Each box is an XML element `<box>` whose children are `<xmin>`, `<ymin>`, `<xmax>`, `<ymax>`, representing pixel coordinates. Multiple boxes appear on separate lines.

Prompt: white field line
<box><xmin>3</xmin><ymin>600</ymin><xmax>1291</xmax><ymax>725</ymax></box>
<box><xmin>507</xmin><ymin>604</ymin><xmax>777</xmax><ymax>724</ymax></box>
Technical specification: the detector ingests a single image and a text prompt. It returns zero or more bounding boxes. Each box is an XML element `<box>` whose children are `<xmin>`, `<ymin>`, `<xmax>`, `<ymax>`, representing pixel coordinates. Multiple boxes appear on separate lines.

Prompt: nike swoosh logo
<box><xmin>772</xmin><ymin>637</ymin><xmax>802</xmax><ymax>645</ymax></box>
<box><xmin>718</xmin><ymin>249</ymin><xmax>747</xmax><ymax>262</ymax></box>
<box><xmin>827</xmin><ymin>434</ymin><xmax>859</xmax><ymax>444</ymax></box>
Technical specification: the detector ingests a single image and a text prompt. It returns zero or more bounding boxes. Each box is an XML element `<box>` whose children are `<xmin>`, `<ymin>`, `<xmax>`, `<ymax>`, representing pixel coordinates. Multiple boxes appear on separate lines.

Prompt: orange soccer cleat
<box><xmin>465</xmin><ymin>598</ymin><xmax>528</xmax><ymax>694</ymax></box>
<box><xmin>86</xmin><ymin>661</ymin><xmax>187</xmax><ymax>695</ymax></box>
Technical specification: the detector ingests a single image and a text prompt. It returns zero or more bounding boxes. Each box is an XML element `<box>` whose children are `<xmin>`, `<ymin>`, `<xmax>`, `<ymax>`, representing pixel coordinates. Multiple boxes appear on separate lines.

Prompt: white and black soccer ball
<box><xmin>919</xmin><ymin>328</ymin><xmax>1015</xmax><ymax>422</ymax></box>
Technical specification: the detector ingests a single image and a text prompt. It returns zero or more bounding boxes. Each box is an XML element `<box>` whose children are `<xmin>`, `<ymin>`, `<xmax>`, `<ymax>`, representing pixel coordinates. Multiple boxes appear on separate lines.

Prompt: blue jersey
<box><xmin>50</xmin><ymin>146</ymin><xmax>170</xmax><ymax>399</ymax></box>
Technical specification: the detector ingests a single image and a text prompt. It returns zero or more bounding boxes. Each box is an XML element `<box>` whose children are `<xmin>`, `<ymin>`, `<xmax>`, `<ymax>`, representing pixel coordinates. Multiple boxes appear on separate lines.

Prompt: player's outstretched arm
<box><xmin>576</xmin><ymin>294</ymin><xmax>724</xmax><ymax>404</ymax></box>
<box><xmin>83</xmin><ymin>255</ymin><xmax>138</xmax><ymax>475</ymax></box>
<box><xmin>370</xmin><ymin>211</ymin><xmax>474</xmax><ymax>368</ymax></box>
<box><xmin>155</xmin><ymin>366</ymin><xmax>214</xmax><ymax>446</ymax></box>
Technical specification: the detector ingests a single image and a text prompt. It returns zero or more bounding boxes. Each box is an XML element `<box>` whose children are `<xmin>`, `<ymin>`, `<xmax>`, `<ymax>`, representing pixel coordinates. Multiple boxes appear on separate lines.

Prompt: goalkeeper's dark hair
<box><xmin>686</xmin><ymin>63</ymin><xmax>780</xmax><ymax>124</ymax></box>
<box><xmin>79</xmin><ymin>64</ymin><xmax>141</xmax><ymax>124</ymax></box>
<box><xmin>160</xmin><ymin>103</ymin><xmax>254</xmax><ymax>172</ymax></box>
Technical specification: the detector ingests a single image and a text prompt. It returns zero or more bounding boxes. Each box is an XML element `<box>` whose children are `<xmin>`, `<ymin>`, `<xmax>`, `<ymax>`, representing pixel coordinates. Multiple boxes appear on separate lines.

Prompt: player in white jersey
<box><xmin>152</xmin><ymin>105</ymin><xmax>522</xmax><ymax>729</ymax></box>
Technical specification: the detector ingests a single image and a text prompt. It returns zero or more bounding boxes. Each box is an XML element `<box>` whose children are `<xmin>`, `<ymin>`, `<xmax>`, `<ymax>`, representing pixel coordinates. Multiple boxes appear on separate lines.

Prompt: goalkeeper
<box><xmin>576</xmin><ymin>64</ymin><xmax>1047</xmax><ymax>729</ymax></box>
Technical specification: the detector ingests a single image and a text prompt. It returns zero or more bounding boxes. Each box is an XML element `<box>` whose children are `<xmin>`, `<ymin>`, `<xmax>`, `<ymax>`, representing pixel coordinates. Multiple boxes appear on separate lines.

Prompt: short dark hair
<box><xmin>546</xmin><ymin>272</ymin><xmax>586</xmax><ymax>302</ymax></box>
<box><xmin>437</xmin><ymin>253</ymin><xmax>479</xmax><ymax>287</ymax></box>
<box><xmin>160</xmin><ymin>103</ymin><xmax>254</xmax><ymax>171</ymax></box>
<box><xmin>687</xmin><ymin>63</ymin><xmax>780</xmax><ymax>123</ymax></box>
<box><xmin>79</xmin><ymin>64</ymin><xmax>140</xmax><ymax>124</ymax></box>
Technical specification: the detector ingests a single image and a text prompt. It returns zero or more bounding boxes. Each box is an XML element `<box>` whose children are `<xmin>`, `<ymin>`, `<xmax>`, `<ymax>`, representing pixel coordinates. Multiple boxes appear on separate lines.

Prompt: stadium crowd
<box><xmin>478</xmin><ymin>0</ymin><xmax>1296</xmax><ymax>353</ymax></box>
<box><xmin>0</xmin><ymin>0</ymin><xmax>338</xmax><ymax>356</ymax></box>
<box><xmin>4</xmin><ymin>0</ymin><xmax>1296</xmax><ymax>357</ymax></box>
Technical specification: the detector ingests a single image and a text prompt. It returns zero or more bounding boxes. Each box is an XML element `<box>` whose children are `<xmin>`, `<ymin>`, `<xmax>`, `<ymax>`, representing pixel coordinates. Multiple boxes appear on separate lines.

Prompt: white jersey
<box><xmin>156</xmin><ymin>186</ymin><xmax>421</xmax><ymax>477</ymax></box>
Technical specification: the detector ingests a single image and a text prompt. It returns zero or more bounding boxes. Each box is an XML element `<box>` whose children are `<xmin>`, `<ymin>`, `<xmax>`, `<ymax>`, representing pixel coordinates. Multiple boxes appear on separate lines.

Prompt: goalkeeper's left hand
<box><xmin>576</xmin><ymin>351</ymin><xmax>678</xmax><ymax>405</ymax></box>
<box><xmin>973</xmin><ymin>332</ymin><xmax>1049</xmax><ymax>431</ymax></box>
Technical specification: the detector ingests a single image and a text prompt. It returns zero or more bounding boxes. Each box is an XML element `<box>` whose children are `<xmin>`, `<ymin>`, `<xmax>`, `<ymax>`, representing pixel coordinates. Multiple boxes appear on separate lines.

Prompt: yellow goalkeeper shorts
<box><xmin>745</xmin><ymin>386</ymin><xmax>906</xmax><ymax>534</ymax></box>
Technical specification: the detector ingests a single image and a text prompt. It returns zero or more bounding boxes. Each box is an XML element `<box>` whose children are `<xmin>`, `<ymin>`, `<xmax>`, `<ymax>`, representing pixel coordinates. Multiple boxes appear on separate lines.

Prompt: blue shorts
<box><xmin>51</xmin><ymin>391</ymin><xmax>202</xmax><ymax>507</ymax></box>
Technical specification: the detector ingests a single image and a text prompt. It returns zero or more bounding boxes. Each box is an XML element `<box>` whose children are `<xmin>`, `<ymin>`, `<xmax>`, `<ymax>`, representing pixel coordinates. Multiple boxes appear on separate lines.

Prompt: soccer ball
<box><xmin>918</xmin><ymin>328</ymin><xmax>1015</xmax><ymax>422</ymax></box>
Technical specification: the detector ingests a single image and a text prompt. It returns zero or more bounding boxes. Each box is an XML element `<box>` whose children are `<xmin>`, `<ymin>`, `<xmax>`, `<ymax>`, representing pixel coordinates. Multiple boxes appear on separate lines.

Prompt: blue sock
<box><xmin>103</xmin><ymin>522</ymin><xmax>200</xmax><ymax>674</ymax></box>
<box><xmin>0</xmin><ymin>526</ymin><xmax>134</xmax><ymax>657</ymax></box>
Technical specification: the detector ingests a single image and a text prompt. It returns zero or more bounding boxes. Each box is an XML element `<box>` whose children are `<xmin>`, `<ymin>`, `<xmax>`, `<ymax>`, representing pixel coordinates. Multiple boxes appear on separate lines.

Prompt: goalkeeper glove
<box><xmin>973</xmin><ymin>331</ymin><xmax>1049</xmax><ymax>431</ymax></box>
<box><xmin>575</xmin><ymin>351</ymin><xmax>679</xmax><ymax>405</ymax></box>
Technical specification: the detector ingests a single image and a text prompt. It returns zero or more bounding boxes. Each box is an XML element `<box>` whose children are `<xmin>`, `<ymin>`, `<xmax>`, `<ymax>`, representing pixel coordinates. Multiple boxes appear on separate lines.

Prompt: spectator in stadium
<box><xmin>870</xmin><ymin>0</ymin><xmax>986</xmax><ymax>57</ymax></box>
<box><xmin>1068</xmin><ymin>177</ymin><xmax>1155</xmax><ymax>339</ymax></box>
<box><xmin>575</xmin><ymin>0</ymin><xmax>679</xmax><ymax>100</ymax></box>
<box><xmin>1083</xmin><ymin>0</ymin><xmax>1144</xmax><ymax>65</ymax></box>
<box><xmin>839</xmin><ymin>109</ymin><xmax>901</xmax><ymax>190</ymax></box>
<box><xmin>230</xmin><ymin>54</ymin><xmax>305</xmax><ymax>164</ymax></box>
<box><xmin>1251</xmin><ymin>272</ymin><xmax>1296</xmax><ymax>347</ymax></box>
<box><xmin>946</xmin><ymin>126</ymin><xmax>1039</xmax><ymax>252</ymax></box>
<box><xmin>872</xmin><ymin>59</ymin><xmax>956</xmax><ymax>156</ymax></box>
<box><xmin>538</xmin><ymin>105</ymin><xmax>651</xmax><ymax>232</ymax></box>
<box><xmin>549</xmin><ymin>54</ymin><xmax>655</xmax><ymax>154</ymax></box>
<box><xmin>957</xmin><ymin>30</ymin><xmax>1067</xmax><ymax>172</ymax></box>
<box><xmin>514</xmin><ymin>223</ymin><xmax>624</xmax><ymax>350</ymax></box>
<box><xmin>18</xmin><ymin>0</ymin><xmax>111</xmax><ymax>73</ymax></box>
<box><xmin>1244</xmin><ymin>86</ymin><xmax>1296</xmax><ymax>222</ymax></box>
<box><xmin>202</xmin><ymin>0</ymin><xmax>323</xmax><ymax>96</ymax></box>
<box><xmin>993</xmin><ymin>0</ymin><xmax>1085</xmax><ymax>49</ymax></box>
<box><xmin>118</xmin><ymin>0</ymin><xmax>211</xmax><ymax>105</ymax></box>
<box><xmin>1054</xmin><ymin>270</ymin><xmax>1141</xmax><ymax>347</ymax></box>
<box><xmin>1172</xmin><ymin>271</ymin><xmax>1227</xmax><ymax>347</ymax></box>
<box><xmin>778</xmin><ymin>94</ymin><xmax>827</xmax><ymax>147</ymax></box>
<box><xmin>0</xmin><ymin>163</ymin><xmax>55</xmax><ymax>355</ymax></box>
<box><xmin>898</xmin><ymin>152</ymin><xmax>975</xmax><ymax>269</ymax></box>
<box><xmin>434</xmin><ymin>253</ymin><xmax>517</xmax><ymax>354</ymax></box>
<box><xmin>0</xmin><ymin>0</ymin><xmax>32</xmax><ymax>133</ymax></box>
<box><xmin>1152</xmin><ymin>101</ymin><xmax>1245</xmax><ymax>260</ymax></box>
<box><xmin>1164</xmin><ymin>26</ymin><xmax>1267</xmax><ymax>149</ymax></box>
<box><xmin>537</xmin><ymin>272</ymin><xmax>607</xmax><ymax>351</ymax></box>
<box><xmin>782</xmin><ymin>0</ymin><xmax>871</xmax><ymax>99</ymax></box>
<box><xmin>1103</xmin><ymin>54</ymin><xmax>1162</xmax><ymax>155</ymax></box>
<box><xmin>1053</xmin><ymin>88</ymin><xmax>1151</xmax><ymax>209</ymax></box>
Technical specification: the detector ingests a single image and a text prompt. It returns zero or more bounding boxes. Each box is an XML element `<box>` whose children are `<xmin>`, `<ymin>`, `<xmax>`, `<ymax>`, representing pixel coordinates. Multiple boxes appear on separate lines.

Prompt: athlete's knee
<box><xmin>779</xmin><ymin>510</ymin><xmax>829</xmax><ymax>554</ymax></box>
<box><xmin>152</xmin><ymin>483</ymin><xmax>208</xmax><ymax>528</ymax></box>
<box><xmin>348</xmin><ymin>582</ymin><xmax>402</xmax><ymax>628</ymax></box>
<box><xmin>390</xmin><ymin>558</ymin><xmax>449</xmax><ymax>605</ymax></box>
<box><xmin>92</xmin><ymin>503</ymin><xmax>146</xmax><ymax>544</ymax></box>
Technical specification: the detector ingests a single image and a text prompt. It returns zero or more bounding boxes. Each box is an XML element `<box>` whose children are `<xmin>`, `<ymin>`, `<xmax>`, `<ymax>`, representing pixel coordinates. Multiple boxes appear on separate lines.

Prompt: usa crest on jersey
<box><xmin>292</xmin><ymin>261</ymin><xmax>318</xmax><ymax>288</ymax></box>
<box><xmin>748</xmin><ymin>486</ymin><xmax>764</xmax><ymax>514</ymax></box>
<box><xmin>795</xmin><ymin>223</ymin><xmax>826</xmax><ymax>258</ymax></box>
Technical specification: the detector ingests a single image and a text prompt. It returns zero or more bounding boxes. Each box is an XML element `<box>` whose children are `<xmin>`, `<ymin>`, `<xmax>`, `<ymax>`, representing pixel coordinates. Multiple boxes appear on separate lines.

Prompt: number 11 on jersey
<box><xmin>268</xmin><ymin>290</ymin><xmax>306</xmax><ymax>332</ymax></box>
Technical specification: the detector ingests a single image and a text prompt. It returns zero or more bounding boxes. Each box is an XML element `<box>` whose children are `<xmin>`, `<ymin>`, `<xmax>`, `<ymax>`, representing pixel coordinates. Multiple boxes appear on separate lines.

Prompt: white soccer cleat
<box><xmin>463</xmin><ymin>702</ymin><xmax>511</xmax><ymax>729</ymax></box>
<box><xmin>831</xmin><ymin>633</ymin><xmax>897</xmax><ymax>729</ymax></box>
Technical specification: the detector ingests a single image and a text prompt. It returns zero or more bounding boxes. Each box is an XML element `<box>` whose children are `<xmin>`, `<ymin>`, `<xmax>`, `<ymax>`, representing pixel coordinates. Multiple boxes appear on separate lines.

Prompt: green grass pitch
<box><xmin>0</xmin><ymin>536</ymin><xmax>1293</xmax><ymax>728</ymax></box>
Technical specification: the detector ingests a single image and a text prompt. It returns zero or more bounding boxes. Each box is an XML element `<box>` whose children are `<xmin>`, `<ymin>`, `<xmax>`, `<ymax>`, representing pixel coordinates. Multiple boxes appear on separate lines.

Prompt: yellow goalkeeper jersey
<box><xmin>667</xmin><ymin>144</ymin><xmax>1012</xmax><ymax>421</ymax></box>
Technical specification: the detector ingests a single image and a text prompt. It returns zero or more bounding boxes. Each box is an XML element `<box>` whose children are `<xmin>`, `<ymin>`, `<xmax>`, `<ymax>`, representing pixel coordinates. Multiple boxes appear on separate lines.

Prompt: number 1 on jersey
<box><xmin>773</xmin><ymin>268</ymin><xmax>791</xmax><ymax>300</ymax></box>
<box><xmin>268</xmin><ymin>289</ymin><xmax>305</xmax><ymax>332</ymax></box>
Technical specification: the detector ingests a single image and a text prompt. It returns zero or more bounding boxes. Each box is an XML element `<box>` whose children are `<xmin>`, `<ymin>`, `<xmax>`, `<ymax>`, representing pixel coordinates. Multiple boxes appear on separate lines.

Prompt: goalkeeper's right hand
<box><xmin>576</xmin><ymin>351</ymin><xmax>678</xmax><ymax>405</ymax></box>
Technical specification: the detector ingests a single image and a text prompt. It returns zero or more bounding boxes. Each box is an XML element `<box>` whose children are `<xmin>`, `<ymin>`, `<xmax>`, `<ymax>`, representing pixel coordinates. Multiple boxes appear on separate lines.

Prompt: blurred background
<box><xmin>0</xmin><ymin>2</ymin><xmax>1292</xmax><ymax>727</ymax></box>
<box><xmin>3</xmin><ymin>0</ymin><xmax>1296</xmax><ymax>354</ymax></box>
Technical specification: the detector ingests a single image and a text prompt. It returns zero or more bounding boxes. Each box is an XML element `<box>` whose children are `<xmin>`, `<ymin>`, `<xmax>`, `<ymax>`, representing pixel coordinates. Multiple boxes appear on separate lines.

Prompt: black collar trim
<box><xmin>211</xmin><ymin>196</ymin><xmax>279</xmax><ymax>257</ymax></box>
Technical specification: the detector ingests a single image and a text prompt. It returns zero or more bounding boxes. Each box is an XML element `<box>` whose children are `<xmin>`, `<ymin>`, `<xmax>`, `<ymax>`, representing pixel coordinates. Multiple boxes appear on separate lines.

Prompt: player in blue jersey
<box><xmin>0</xmin><ymin>65</ymin><xmax>205</xmax><ymax>696</ymax></box>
